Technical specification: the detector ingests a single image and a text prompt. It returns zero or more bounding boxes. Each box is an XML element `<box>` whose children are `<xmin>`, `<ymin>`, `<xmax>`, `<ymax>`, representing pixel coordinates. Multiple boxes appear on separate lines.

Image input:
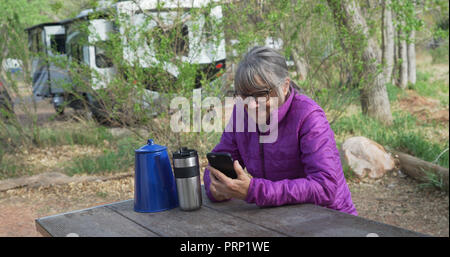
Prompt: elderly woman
<box><xmin>203</xmin><ymin>46</ymin><xmax>357</xmax><ymax>215</ymax></box>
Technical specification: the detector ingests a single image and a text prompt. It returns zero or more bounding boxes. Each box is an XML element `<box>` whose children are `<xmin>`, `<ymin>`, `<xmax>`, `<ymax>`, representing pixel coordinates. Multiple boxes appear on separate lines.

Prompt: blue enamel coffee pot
<box><xmin>134</xmin><ymin>139</ymin><xmax>179</xmax><ymax>212</ymax></box>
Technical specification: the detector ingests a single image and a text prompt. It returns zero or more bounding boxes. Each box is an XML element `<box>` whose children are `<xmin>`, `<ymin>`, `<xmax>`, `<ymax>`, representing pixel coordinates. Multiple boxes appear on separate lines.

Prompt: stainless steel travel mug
<box><xmin>172</xmin><ymin>147</ymin><xmax>202</xmax><ymax>211</ymax></box>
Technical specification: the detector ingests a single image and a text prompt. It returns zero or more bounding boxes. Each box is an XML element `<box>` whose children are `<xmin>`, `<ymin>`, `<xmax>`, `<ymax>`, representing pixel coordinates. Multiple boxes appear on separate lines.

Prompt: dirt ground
<box><xmin>350</xmin><ymin>171</ymin><xmax>449</xmax><ymax>237</ymax></box>
<box><xmin>398</xmin><ymin>90</ymin><xmax>449</xmax><ymax>124</ymax></box>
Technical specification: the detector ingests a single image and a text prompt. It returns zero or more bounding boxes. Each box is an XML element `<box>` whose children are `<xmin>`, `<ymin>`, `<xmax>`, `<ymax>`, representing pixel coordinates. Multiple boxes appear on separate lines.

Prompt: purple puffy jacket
<box><xmin>204</xmin><ymin>85</ymin><xmax>358</xmax><ymax>216</ymax></box>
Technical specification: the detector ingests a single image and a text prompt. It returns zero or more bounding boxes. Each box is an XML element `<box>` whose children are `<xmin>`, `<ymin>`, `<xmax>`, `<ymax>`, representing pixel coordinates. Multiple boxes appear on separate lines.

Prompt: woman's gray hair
<box><xmin>234</xmin><ymin>46</ymin><xmax>289</xmax><ymax>102</ymax></box>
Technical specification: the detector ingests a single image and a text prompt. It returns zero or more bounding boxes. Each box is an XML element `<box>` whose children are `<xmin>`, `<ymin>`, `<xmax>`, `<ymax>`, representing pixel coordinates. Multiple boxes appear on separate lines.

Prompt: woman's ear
<box><xmin>283</xmin><ymin>78</ymin><xmax>290</xmax><ymax>96</ymax></box>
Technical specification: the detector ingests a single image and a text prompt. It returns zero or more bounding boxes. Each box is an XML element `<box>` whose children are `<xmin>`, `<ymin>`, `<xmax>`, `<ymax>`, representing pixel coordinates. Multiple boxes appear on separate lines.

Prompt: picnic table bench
<box><xmin>35</xmin><ymin>186</ymin><xmax>426</xmax><ymax>237</ymax></box>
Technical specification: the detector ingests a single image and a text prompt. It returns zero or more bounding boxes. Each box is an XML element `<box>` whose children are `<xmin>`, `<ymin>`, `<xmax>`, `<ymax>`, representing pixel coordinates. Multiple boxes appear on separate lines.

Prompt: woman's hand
<box><xmin>209</xmin><ymin>178</ymin><xmax>230</xmax><ymax>201</ymax></box>
<box><xmin>208</xmin><ymin>160</ymin><xmax>251</xmax><ymax>201</ymax></box>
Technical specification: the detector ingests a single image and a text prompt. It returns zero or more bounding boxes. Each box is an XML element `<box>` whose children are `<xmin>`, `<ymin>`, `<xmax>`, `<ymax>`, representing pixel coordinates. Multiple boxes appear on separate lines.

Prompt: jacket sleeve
<box><xmin>244</xmin><ymin>109</ymin><xmax>339</xmax><ymax>207</ymax></box>
<box><xmin>204</xmin><ymin>108</ymin><xmax>246</xmax><ymax>202</ymax></box>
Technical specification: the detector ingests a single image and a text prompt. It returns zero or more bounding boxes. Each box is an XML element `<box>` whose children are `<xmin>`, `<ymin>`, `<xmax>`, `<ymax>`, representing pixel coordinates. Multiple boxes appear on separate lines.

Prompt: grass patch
<box><xmin>430</xmin><ymin>41</ymin><xmax>449</xmax><ymax>65</ymax></box>
<box><xmin>37</xmin><ymin>125</ymin><xmax>114</xmax><ymax>148</ymax></box>
<box><xmin>342</xmin><ymin>162</ymin><xmax>357</xmax><ymax>181</ymax></box>
<box><xmin>0</xmin><ymin>122</ymin><xmax>114</xmax><ymax>154</ymax></box>
<box><xmin>0</xmin><ymin>122</ymin><xmax>121</xmax><ymax>179</ymax></box>
<box><xmin>418</xmin><ymin>169</ymin><xmax>448</xmax><ymax>192</ymax></box>
<box><xmin>65</xmin><ymin>129</ymin><xmax>223</xmax><ymax>176</ymax></box>
<box><xmin>410</xmin><ymin>70</ymin><xmax>449</xmax><ymax>106</ymax></box>
<box><xmin>0</xmin><ymin>160</ymin><xmax>33</xmax><ymax>180</ymax></box>
<box><xmin>0</xmin><ymin>148</ymin><xmax>33</xmax><ymax>179</ymax></box>
<box><xmin>66</xmin><ymin>136</ymin><xmax>140</xmax><ymax>176</ymax></box>
<box><xmin>96</xmin><ymin>191</ymin><xmax>109</xmax><ymax>198</ymax></box>
<box><xmin>386</xmin><ymin>82</ymin><xmax>405</xmax><ymax>102</ymax></box>
<box><xmin>332</xmin><ymin>111</ymin><xmax>449</xmax><ymax>169</ymax></box>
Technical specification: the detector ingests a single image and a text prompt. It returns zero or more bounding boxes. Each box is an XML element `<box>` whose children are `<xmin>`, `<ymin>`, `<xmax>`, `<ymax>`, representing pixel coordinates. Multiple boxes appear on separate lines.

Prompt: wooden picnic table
<box><xmin>35</xmin><ymin>186</ymin><xmax>426</xmax><ymax>237</ymax></box>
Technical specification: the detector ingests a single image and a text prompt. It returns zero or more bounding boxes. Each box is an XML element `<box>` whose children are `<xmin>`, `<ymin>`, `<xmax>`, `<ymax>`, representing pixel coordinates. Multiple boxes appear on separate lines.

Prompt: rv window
<box><xmin>50</xmin><ymin>34</ymin><xmax>66</xmax><ymax>54</ymax></box>
<box><xmin>29</xmin><ymin>34</ymin><xmax>36</xmax><ymax>53</ymax></box>
<box><xmin>177</xmin><ymin>25</ymin><xmax>189</xmax><ymax>56</ymax></box>
<box><xmin>36</xmin><ymin>31</ymin><xmax>43</xmax><ymax>53</ymax></box>
<box><xmin>95</xmin><ymin>41</ymin><xmax>113</xmax><ymax>68</ymax></box>
<box><xmin>69</xmin><ymin>42</ymin><xmax>83</xmax><ymax>64</ymax></box>
<box><xmin>30</xmin><ymin>32</ymin><xmax>43</xmax><ymax>53</ymax></box>
<box><xmin>202</xmin><ymin>15</ymin><xmax>214</xmax><ymax>40</ymax></box>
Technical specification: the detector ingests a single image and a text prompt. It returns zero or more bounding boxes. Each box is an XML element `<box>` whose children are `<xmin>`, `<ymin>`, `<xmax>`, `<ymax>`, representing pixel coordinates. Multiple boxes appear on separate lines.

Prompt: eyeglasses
<box><xmin>233</xmin><ymin>88</ymin><xmax>273</xmax><ymax>102</ymax></box>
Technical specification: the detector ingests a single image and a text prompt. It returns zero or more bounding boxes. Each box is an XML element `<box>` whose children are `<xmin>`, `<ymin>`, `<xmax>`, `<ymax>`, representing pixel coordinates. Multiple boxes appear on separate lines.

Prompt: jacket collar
<box><xmin>276</xmin><ymin>84</ymin><xmax>295</xmax><ymax>125</ymax></box>
<box><xmin>255</xmin><ymin>84</ymin><xmax>295</xmax><ymax>135</ymax></box>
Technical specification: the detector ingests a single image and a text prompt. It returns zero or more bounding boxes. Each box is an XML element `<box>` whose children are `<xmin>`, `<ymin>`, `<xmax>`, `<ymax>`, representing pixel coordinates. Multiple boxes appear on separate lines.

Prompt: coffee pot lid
<box><xmin>135</xmin><ymin>139</ymin><xmax>166</xmax><ymax>153</ymax></box>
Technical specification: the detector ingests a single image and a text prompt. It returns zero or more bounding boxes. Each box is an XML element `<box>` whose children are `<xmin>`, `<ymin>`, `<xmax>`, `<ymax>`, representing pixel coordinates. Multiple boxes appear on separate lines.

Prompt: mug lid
<box><xmin>135</xmin><ymin>139</ymin><xmax>166</xmax><ymax>153</ymax></box>
<box><xmin>172</xmin><ymin>147</ymin><xmax>197</xmax><ymax>159</ymax></box>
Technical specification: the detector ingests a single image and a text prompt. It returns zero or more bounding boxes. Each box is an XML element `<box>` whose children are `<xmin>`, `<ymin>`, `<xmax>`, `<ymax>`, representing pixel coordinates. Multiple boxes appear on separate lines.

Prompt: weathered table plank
<box><xmin>36</xmin><ymin>201</ymin><xmax>158</xmax><ymax>237</ymax></box>
<box><xmin>202</xmin><ymin>190</ymin><xmax>423</xmax><ymax>237</ymax></box>
<box><xmin>35</xmin><ymin>187</ymin><xmax>427</xmax><ymax>237</ymax></box>
<box><xmin>107</xmin><ymin>200</ymin><xmax>284</xmax><ymax>237</ymax></box>
<box><xmin>200</xmin><ymin>188</ymin><xmax>425</xmax><ymax>237</ymax></box>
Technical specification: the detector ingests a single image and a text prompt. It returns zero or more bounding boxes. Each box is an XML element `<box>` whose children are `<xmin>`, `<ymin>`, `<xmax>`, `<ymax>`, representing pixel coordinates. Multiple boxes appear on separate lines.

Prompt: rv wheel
<box><xmin>52</xmin><ymin>95</ymin><xmax>65</xmax><ymax>115</ymax></box>
<box><xmin>53</xmin><ymin>104</ymin><xmax>64</xmax><ymax>115</ymax></box>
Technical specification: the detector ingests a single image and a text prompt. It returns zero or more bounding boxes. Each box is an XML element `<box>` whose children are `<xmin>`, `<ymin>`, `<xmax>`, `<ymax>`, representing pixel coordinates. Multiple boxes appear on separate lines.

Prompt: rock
<box><xmin>342</xmin><ymin>136</ymin><xmax>396</xmax><ymax>179</ymax></box>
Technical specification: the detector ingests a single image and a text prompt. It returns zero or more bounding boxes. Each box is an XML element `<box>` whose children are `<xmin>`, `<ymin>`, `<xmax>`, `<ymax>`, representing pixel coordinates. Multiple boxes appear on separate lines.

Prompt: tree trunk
<box><xmin>407</xmin><ymin>1</ymin><xmax>417</xmax><ymax>85</ymax></box>
<box><xmin>398</xmin><ymin>25</ymin><xmax>408</xmax><ymax>89</ymax></box>
<box><xmin>407</xmin><ymin>30</ymin><xmax>416</xmax><ymax>85</ymax></box>
<box><xmin>327</xmin><ymin>0</ymin><xmax>393</xmax><ymax>125</ymax></box>
<box><xmin>291</xmin><ymin>47</ymin><xmax>308</xmax><ymax>81</ymax></box>
<box><xmin>392</xmin><ymin>17</ymin><xmax>398</xmax><ymax>85</ymax></box>
<box><xmin>389</xmin><ymin>149</ymin><xmax>449</xmax><ymax>192</ymax></box>
<box><xmin>0</xmin><ymin>24</ymin><xmax>10</xmax><ymax>66</ymax></box>
<box><xmin>382</xmin><ymin>0</ymin><xmax>395</xmax><ymax>84</ymax></box>
<box><xmin>280</xmin><ymin>22</ymin><xmax>309</xmax><ymax>81</ymax></box>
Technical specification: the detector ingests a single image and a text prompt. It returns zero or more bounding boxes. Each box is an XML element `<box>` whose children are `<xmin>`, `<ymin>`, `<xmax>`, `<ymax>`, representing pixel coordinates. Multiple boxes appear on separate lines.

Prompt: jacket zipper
<box><xmin>259</xmin><ymin>142</ymin><xmax>266</xmax><ymax>178</ymax></box>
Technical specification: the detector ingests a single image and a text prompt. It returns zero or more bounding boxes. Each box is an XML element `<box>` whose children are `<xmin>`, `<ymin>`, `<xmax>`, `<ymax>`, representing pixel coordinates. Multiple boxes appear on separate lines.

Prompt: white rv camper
<box><xmin>62</xmin><ymin>0</ymin><xmax>226</xmax><ymax>87</ymax></box>
<box><xmin>115</xmin><ymin>0</ymin><xmax>227</xmax><ymax>86</ymax></box>
<box><xmin>61</xmin><ymin>0</ymin><xmax>226</xmax><ymax>123</ymax></box>
<box><xmin>25</xmin><ymin>22</ymin><xmax>68</xmax><ymax>113</ymax></box>
<box><xmin>25</xmin><ymin>0</ymin><xmax>226</xmax><ymax>122</ymax></box>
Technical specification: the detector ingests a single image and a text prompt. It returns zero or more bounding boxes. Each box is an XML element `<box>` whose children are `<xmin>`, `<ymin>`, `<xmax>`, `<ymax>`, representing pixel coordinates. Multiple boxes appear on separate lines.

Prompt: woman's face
<box><xmin>238</xmin><ymin>77</ymin><xmax>290</xmax><ymax>125</ymax></box>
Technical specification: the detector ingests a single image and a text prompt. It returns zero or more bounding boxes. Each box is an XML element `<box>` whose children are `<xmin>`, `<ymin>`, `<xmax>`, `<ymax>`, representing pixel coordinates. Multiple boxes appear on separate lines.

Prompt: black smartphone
<box><xmin>206</xmin><ymin>152</ymin><xmax>238</xmax><ymax>179</ymax></box>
